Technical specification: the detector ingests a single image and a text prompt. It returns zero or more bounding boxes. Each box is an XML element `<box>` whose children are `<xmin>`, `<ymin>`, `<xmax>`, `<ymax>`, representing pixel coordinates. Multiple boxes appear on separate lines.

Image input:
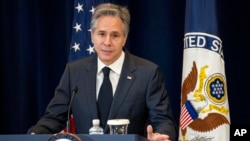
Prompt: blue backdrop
<box><xmin>1</xmin><ymin>0</ymin><xmax>249</xmax><ymax>135</ymax></box>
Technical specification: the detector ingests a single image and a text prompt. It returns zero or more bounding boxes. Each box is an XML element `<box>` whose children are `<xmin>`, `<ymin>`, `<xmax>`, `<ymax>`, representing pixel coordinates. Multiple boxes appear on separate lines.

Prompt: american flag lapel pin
<box><xmin>127</xmin><ymin>76</ymin><xmax>132</xmax><ymax>80</ymax></box>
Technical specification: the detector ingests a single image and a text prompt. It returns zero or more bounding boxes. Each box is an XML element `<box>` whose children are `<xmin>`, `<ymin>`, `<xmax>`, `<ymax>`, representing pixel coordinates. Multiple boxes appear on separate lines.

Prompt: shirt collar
<box><xmin>97</xmin><ymin>51</ymin><xmax>125</xmax><ymax>75</ymax></box>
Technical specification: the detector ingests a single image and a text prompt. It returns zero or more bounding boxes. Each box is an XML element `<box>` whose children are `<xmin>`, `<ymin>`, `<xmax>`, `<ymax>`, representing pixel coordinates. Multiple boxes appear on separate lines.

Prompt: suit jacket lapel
<box><xmin>106</xmin><ymin>51</ymin><xmax>137</xmax><ymax>130</ymax></box>
<box><xmin>83</xmin><ymin>56</ymin><xmax>99</xmax><ymax>120</ymax></box>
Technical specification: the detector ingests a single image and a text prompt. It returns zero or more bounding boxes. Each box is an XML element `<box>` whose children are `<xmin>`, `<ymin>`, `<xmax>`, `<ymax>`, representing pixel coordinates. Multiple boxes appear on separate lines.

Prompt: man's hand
<box><xmin>147</xmin><ymin>125</ymin><xmax>170</xmax><ymax>141</ymax></box>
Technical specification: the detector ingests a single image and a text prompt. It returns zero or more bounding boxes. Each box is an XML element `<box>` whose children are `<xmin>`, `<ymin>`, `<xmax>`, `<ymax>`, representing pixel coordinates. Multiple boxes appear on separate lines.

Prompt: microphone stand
<box><xmin>66</xmin><ymin>86</ymin><xmax>78</xmax><ymax>133</ymax></box>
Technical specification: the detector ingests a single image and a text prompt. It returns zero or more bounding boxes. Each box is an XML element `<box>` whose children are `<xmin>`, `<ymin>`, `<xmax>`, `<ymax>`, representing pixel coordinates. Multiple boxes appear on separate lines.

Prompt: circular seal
<box><xmin>47</xmin><ymin>133</ymin><xmax>81</xmax><ymax>141</ymax></box>
<box><xmin>205</xmin><ymin>73</ymin><xmax>227</xmax><ymax>104</ymax></box>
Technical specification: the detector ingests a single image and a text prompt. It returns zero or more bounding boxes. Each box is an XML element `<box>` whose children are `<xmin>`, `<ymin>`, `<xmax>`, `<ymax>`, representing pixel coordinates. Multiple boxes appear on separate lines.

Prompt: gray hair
<box><xmin>91</xmin><ymin>3</ymin><xmax>130</xmax><ymax>37</ymax></box>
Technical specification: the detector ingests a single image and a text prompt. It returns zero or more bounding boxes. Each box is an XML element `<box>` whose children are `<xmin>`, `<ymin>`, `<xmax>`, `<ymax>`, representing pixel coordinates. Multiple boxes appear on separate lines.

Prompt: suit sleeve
<box><xmin>146</xmin><ymin>66</ymin><xmax>177</xmax><ymax>141</ymax></box>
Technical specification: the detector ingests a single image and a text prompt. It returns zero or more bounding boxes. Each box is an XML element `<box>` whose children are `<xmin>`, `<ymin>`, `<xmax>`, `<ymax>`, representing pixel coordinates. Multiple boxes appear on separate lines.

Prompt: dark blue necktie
<box><xmin>97</xmin><ymin>67</ymin><xmax>113</xmax><ymax>129</ymax></box>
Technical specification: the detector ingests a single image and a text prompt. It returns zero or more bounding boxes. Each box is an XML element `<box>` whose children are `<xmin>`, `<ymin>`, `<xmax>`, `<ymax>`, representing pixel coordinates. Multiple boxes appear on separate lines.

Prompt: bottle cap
<box><xmin>92</xmin><ymin>119</ymin><xmax>100</xmax><ymax>126</ymax></box>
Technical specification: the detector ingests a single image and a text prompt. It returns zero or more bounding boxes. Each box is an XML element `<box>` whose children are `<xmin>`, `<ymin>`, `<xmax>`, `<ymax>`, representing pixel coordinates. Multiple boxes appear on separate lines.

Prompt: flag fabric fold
<box><xmin>179</xmin><ymin>0</ymin><xmax>230</xmax><ymax>140</ymax></box>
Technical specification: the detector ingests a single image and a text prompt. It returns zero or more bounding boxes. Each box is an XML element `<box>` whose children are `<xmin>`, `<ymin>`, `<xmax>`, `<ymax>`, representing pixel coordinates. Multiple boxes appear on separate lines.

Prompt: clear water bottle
<box><xmin>89</xmin><ymin>119</ymin><xmax>104</xmax><ymax>134</ymax></box>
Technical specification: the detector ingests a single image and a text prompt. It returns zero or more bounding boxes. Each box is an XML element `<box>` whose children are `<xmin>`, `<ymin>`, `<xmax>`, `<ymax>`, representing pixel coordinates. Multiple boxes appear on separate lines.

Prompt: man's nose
<box><xmin>103</xmin><ymin>35</ymin><xmax>112</xmax><ymax>45</ymax></box>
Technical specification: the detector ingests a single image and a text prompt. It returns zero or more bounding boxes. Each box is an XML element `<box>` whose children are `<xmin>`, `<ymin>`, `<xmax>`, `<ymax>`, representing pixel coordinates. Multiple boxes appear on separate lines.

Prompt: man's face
<box><xmin>91</xmin><ymin>16</ymin><xmax>127</xmax><ymax>65</ymax></box>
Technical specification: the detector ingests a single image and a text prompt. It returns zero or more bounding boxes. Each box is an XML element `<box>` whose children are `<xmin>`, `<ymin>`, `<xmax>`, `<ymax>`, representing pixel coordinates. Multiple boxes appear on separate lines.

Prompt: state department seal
<box><xmin>47</xmin><ymin>133</ymin><xmax>81</xmax><ymax>141</ymax></box>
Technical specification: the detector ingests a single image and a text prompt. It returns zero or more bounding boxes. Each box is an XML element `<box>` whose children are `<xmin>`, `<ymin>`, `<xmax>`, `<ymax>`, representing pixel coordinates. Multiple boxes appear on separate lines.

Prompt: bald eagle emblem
<box><xmin>179</xmin><ymin>61</ymin><xmax>230</xmax><ymax>141</ymax></box>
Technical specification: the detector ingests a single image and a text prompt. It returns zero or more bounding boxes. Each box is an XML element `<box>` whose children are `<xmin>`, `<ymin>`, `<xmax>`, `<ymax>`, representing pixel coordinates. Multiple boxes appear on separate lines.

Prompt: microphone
<box><xmin>66</xmin><ymin>86</ymin><xmax>78</xmax><ymax>133</ymax></box>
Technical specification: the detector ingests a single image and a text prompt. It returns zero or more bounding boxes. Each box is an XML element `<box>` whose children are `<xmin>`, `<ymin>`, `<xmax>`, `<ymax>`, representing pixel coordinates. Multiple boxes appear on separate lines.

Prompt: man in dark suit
<box><xmin>28</xmin><ymin>3</ymin><xmax>177</xmax><ymax>141</ymax></box>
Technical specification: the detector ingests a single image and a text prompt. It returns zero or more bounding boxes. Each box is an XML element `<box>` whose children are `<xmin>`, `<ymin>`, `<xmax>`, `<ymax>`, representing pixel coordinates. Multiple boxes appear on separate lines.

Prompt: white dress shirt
<box><xmin>96</xmin><ymin>51</ymin><xmax>125</xmax><ymax>99</ymax></box>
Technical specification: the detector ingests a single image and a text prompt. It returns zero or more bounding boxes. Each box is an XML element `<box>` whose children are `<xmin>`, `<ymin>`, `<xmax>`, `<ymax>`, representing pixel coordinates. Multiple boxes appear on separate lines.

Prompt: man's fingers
<box><xmin>147</xmin><ymin>125</ymin><xmax>154</xmax><ymax>138</ymax></box>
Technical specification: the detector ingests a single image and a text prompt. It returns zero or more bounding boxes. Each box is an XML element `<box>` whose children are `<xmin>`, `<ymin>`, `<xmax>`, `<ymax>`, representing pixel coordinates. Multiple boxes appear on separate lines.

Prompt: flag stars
<box><xmin>211</xmin><ymin>80</ymin><xmax>225</xmax><ymax>99</ymax></box>
<box><xmin>69</xmin><ymin>3</ymin><xmax>97</xmax><ymax>61</ymax></box>
<box><xmin>72</xmin><ymin>42</ymin><xmax>80</xmax><ymax>52</ymax></box>
<box><xmin>87</xmin><ymin>45</ymin><xmax>95</xmax><ymax>55</ymax></box>
<box><xmin>75</xmin><ymin>3</ymin><xmax>83</xmax><ymax>13</ymax></box>
<box><xmin>90</xmin><ymin>6</ymin><xmax>95</xmax><ymax>14</ymax></box>
<box><xmin>73</xmin><ymin>23</ymin><xmax>82</xmax><ymax>32</ymax></box>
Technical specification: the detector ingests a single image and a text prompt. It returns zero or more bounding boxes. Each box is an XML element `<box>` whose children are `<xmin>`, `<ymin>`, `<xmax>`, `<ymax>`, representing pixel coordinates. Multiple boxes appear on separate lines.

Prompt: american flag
<box><xmin>179</xmin><ymin>101</ymin><xmax>198</xmax><ymax>129</ymax></box>
<box><xmin>68</xmin><ymin>0</ymin><xmax>111</xmax><ymax>62</ymax></box>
